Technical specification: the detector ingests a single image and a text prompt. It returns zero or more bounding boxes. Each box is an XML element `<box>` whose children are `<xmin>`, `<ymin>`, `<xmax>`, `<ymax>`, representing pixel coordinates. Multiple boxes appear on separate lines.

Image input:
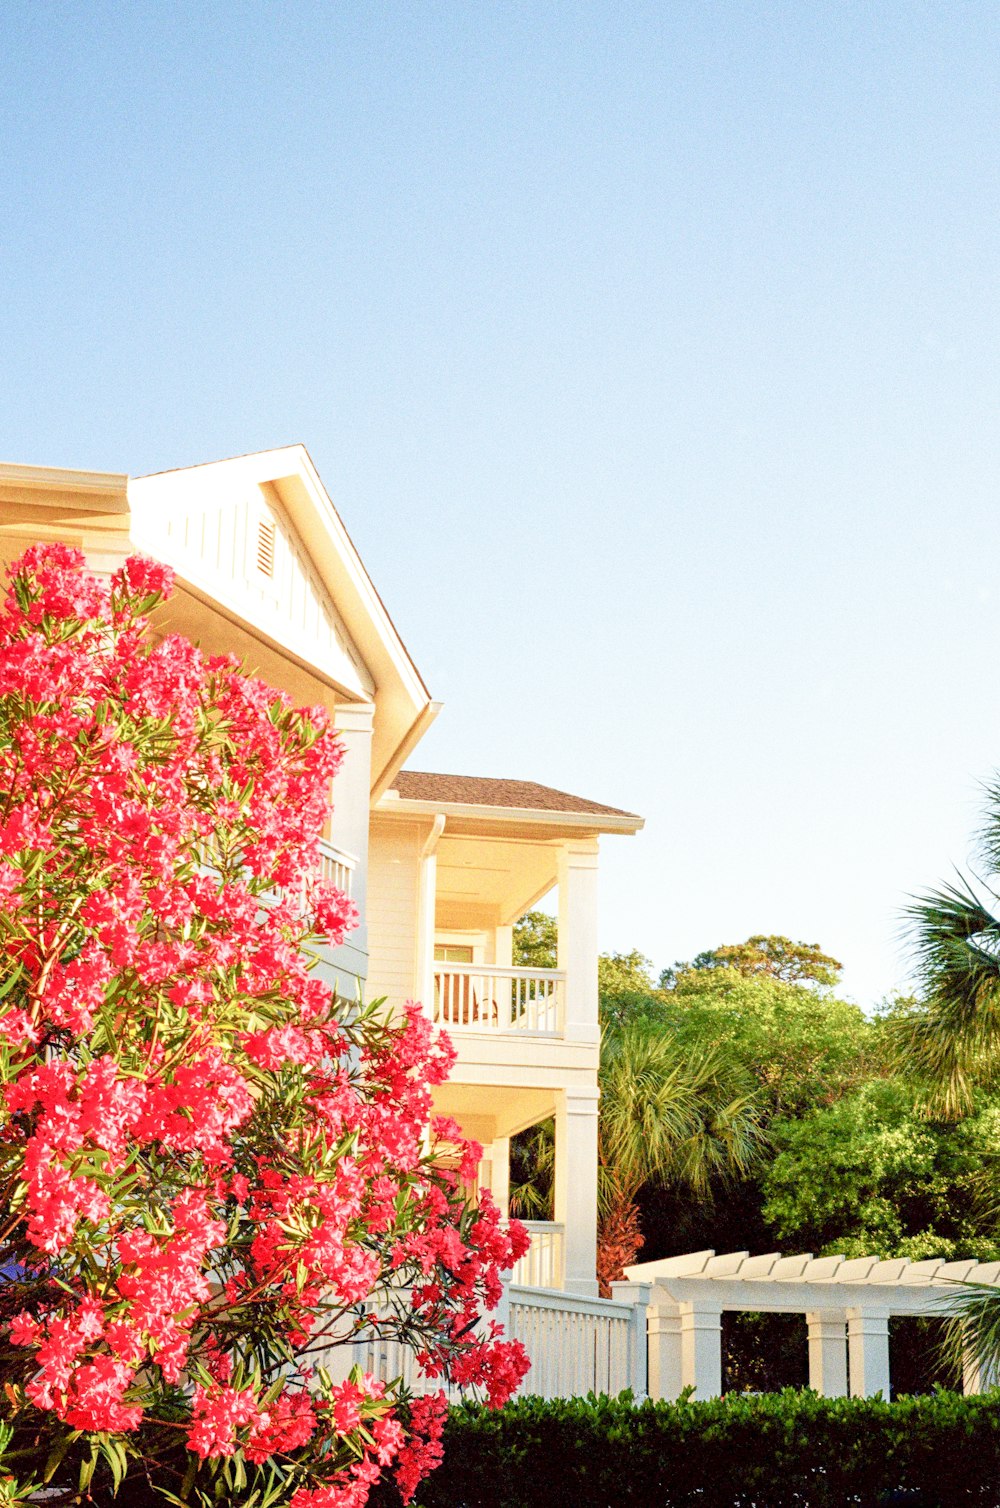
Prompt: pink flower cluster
<box><xmin>0</xmin><ymin>545</ymin><xmax>528</xmax><ymax>1506</ymax></box>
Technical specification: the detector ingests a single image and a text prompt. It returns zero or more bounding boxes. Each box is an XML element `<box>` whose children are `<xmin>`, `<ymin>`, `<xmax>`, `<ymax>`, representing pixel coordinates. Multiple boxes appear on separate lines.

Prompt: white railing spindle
<box><xmin>432</xmin><ymin>965</ymin><xmax>565</xmax><ymax>1037</ymax></box>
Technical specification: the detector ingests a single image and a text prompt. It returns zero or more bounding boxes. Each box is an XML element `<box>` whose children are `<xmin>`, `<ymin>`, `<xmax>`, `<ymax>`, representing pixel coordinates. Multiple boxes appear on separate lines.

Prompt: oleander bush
<box><xmin>369</xmin><ymin>1389</ymin><xmax>1000</xmax><ymax>1508</ymax></box>
<box><xmin>0</xmin><ymin>546</ymin><xmax>528</xmax><ymax>1508</ymax></box>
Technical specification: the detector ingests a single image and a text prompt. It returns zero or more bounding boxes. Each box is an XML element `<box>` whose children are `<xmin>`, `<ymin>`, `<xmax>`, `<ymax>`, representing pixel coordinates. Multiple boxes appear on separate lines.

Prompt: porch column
<box><xmin>806</xmin><ymin>1310</ymin><xmax>849</xmax><ymax>1397</ymax></box>
<box><xmin>553</xmin><ymin>1087</ymin><xmax>599</xmax><ymax>1296</ymax></box>
<box><xmin>329</xmin><ymin>701</ymin><xmax>374</xmax><ymax>994</ymax></box>
<box><xmin>847</xmin><ymin>1306</ymin><xmax>891</xmax><ymax>1398</ymax></box>
<box><xmin>331</xmin><ymin>702</ymin><xmax>374</xmax><ymax>942</ymax></box>
<box><xmin>414</xmin><ymin>816</ymin><xmax>445</xmax><ymax>1012</ymax></box>
<box><xmin>489</xmin><ymin>1135</ymin><xmax>510</xmax><ymax>1219</ymax></box>
<box><xmin>680</xmin><ymin>1302</ymin><xmax>723</xmax><ymax>1399</ymax></box>
<box><xmin>494</xmin><ymin>924</ymin><xmax>514</xmax><ymax>1025</ymax></box>
<box><xmin>557</xmin><ymin>840</ymin><xmax>600</xmax><ymax>1042</ymax></box>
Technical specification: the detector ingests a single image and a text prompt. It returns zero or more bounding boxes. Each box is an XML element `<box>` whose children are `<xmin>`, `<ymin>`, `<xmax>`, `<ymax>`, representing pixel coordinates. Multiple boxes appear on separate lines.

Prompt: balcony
<box><xmin>433</xmin><ymin>964</ymin><xmax>565</xmax><ymax>1036</ymax></box>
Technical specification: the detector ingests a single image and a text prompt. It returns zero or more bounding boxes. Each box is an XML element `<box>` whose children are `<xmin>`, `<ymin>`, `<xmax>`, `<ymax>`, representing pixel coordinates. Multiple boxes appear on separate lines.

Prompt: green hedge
<box><xmin>370</xmin><ymin>1390</ymin><xmax>1000</xmax><ymax>1508</ymax></box>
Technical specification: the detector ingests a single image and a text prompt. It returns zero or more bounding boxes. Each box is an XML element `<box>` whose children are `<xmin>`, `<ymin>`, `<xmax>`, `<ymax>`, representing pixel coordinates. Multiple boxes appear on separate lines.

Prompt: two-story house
<box><xmin>0</xmin><ymin>444</ymin><xmax>644</xmax><ymax>1363</ymax></box>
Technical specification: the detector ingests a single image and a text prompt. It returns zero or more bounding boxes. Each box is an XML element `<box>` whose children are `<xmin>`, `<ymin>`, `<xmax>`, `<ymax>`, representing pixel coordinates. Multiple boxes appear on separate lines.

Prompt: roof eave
<box><xmin>376</xmin><ymin>794</ymin><xmax>644</xmax><ymax>835</ymax></box>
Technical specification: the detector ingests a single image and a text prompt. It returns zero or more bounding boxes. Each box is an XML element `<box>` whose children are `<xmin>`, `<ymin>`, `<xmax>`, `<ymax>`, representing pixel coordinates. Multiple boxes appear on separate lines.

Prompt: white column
<box><xmin>847</xmin><ymin>1306</ymin><xmax>891</xmax><ymax>1398</ymax></box>
<box><xmin>646</xmin><ymin>1303</ymin><xmax>685</xmax><ymax>1401</ymax></box>
<box><xmin>489</xmin><ymin>1135</ymin><xmax>510</xmax><ymax>1219</ymax></box>
<box><xmin>331</xmin><ymin>701</ymin><xmax>374</xmax><ymax>959</ymax></box>
<box><xmin>414</xmin><ymin>816</ymin><xmax>445</xmax><ymax>1013</ymax></box>
<box><xmin>557</xmin><ymin>840</ymin><xmax>600</xmax><ymax>1042</ymax></box>
<box><xmin>553</xmin><ymin>1088</ymin><xmax>599</xmax><ymax>1296</ymax></box>
<box><xmin>494</xmin><ymin>924</ymin><xmax>513</xmax><ymax>1024</ymax></box>
<box><xmin>806</xmin><ymin>1310</ymin><xmax>849</xmax><ymax>1397</ymax></box>
<box><xmin>680</xmin><ymin>1302</ymin><xmax>723</xmax><ymax>1399</ymax></box>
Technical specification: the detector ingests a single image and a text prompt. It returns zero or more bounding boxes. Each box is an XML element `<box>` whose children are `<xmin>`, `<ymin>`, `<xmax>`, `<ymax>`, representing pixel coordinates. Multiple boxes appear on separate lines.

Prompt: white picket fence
<box><xmin>508</xmin><ymin>1284</ymin><xmax>646</xmax><ymax>1399</ymax></box>
<box><xmin>312</xmin><ymin>1282</ymin><xmax>646</xmax><ymax>1402</ymax></box>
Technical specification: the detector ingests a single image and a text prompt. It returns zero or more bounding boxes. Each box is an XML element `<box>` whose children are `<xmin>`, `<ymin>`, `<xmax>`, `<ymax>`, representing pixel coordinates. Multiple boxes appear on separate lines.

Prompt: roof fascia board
<box><xmin>277</xmin><ymin>449</ymin><xmax>430</xmax><ymax>706</ymax></box>
<box><xmin>370</xmin><ymin>701</ymin><xmax>443</xmax><ymax>803</ymax></box>
<box><xmin>0</xmin><ymin>463</ymin><xmax>129</xmax><ymax>509</ymax></box>
<box><xmin>376</xmin><ymin>795</ymin><xmax>643</xmax><ymax>835</ymax></box>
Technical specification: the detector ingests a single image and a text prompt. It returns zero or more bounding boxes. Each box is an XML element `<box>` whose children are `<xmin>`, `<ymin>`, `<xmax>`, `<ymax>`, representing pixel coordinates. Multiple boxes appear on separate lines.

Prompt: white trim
<box><xmin>377</xmin><ymin>795</ymin><xmax>643</xmax><ymax>835</ymax></box>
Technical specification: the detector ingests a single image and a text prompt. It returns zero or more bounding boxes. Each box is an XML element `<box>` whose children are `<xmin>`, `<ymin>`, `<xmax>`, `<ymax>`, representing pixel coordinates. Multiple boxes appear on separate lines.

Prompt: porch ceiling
<box><xmin>431</xmin><ymin>1082</ymin><xmax>557</xmax><ymax>1141</ymax></box>
<box><xmin>434</xmin><ymin>831</ymin><xmax>558</xmax><ymax>929</ymax></box>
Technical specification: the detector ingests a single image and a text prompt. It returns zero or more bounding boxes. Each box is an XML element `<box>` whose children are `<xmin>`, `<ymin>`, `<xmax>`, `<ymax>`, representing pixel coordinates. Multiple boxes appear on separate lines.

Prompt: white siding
<box><xmin>366</xmin><ymin>821</ymin><xmax>422</xmax><ymax>1008</ymax></box>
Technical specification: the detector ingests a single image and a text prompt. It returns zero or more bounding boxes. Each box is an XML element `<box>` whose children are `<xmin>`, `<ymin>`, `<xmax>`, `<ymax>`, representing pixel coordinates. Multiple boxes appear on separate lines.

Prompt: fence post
<box><xmin>611</xmin><ymin>1279</ymin><xmax>652</xmax><ymax>1398</ymax></box>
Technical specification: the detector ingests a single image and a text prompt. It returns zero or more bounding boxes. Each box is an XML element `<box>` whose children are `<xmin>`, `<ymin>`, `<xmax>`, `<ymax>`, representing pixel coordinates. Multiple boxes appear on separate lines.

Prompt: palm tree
<box><xmin>903</xmin><ymin>780</ymin><xmax>1000</xmax><ymax>1376</ymax></box>
<box><xmin>509</xmin><ymin>1025</ymin><xmax>762</xmax><ymax>1294</ymax></box>
<box><xmin>596</xmin><ymin>1025</ymin><xmax>762</xmax><ymax>1292</ymax></box>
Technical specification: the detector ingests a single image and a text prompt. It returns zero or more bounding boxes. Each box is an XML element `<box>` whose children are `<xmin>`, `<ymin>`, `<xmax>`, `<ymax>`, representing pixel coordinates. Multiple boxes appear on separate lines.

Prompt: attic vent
<box><xmin>256</xmin><ymin>518</ymin><xmax>276</xmax><ymax>578</ymax></box>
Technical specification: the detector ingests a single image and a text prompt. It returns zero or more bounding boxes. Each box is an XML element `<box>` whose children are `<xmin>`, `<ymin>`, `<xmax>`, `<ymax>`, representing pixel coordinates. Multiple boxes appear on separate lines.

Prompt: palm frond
<box><xmin>597</xmin><ymin>1026</ymin><xmax>763</xmax><ymax>1214</ymax></box>
<box><xmin>977</xmin><ymin>780</ymin><xmax>1000</xmax><ymax>878</ymax></box>
<box><xmin>939</xmin><ymin>1284</ymin><xmax>1000</xmax><ymax>1389</ymax></box>
<box><xmin>903</xmin><ymin>877</ymin><xmax>1000</xmax><ymax>1116</ymax></box>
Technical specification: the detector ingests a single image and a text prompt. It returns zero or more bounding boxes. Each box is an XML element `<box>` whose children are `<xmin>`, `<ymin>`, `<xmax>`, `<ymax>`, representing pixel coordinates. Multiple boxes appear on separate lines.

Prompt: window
<box><xmin>434</xmin><ymin>944</ymin><xmax>474</xmax><ymax>963</ymax></box>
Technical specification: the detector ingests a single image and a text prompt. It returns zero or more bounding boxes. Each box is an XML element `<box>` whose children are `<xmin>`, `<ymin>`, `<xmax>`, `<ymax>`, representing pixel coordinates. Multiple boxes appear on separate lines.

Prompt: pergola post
<box><xmin>806</xmin><ymin>1309</ymin><xmax>848</xmax><ymax>1396</ymax></box>
<box><xmin>647</xmin><ymin>1304</ymin><xmax>684</xmax><ymax>1401</ymax></box>
<box><xmin>847</xmin><ymin>1306</ymin><xmax>891</xmax><ymax>1398</ymax></box>
<box><xmin>680</xmin><ymin>1301</ymin><xmax>723</xmax><ymax>1399</ymax></box>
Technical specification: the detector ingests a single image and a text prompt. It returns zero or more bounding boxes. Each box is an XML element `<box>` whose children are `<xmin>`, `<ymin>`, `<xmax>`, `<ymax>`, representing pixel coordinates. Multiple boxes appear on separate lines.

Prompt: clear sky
<box><xmin>2</xmin><ymin>2</ymin><xmax>999</xmax><ymax>1006</ymax></box>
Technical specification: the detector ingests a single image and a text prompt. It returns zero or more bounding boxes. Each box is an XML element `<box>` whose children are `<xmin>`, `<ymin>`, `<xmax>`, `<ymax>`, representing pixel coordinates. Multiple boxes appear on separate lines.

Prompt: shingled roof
<box><xmin>389</xmin><ymin>770</ymin><xmax>640</xmax><ymax>820</ymax></box>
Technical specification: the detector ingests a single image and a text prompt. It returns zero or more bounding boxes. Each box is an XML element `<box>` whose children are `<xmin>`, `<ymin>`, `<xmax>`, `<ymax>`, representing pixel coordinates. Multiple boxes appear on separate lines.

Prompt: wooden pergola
<box><xmin>615</xmin><ymin>1249</ymin><xmax>1000</xmax><ymax>1400</ymax></box>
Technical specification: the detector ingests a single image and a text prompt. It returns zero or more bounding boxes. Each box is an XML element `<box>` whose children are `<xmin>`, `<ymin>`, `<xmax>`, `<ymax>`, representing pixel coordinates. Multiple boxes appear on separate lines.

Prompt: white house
<box><xmin>0</xmin><ymin>445</ymin><xmax>647</xmax><ymax>1393</ymax></box>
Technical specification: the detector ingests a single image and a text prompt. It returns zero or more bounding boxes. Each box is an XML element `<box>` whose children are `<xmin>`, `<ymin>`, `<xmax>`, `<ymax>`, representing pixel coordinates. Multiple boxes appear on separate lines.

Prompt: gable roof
<box><xmin>388</xmin><ymin>770</ymin><xmax>643</xmax><ymax>831</ymax></box>
<box><xmin>0</xmin><ymin>448</ymin><xmax>439</xmax><ymax>799</ymax></box>
<box><xmin>127</xmin><ymin>446</ymin><xmax>438</xmax><ymax>795</ymax></box>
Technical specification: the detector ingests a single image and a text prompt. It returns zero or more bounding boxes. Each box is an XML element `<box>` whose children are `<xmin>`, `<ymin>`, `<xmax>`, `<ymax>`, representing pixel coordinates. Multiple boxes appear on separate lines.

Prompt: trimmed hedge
<box><xmin>370</xmin><ymin>1390</ymin><xmax>1000</xmax><ymax>1508</ymax></box>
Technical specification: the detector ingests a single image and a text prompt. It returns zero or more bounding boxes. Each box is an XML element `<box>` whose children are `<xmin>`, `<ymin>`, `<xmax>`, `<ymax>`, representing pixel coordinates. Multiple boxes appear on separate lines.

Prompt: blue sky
<box><xmin>2</xmin><ymin>2</ymin><xmax>1000</xmax><ymax>1004</ymax></box>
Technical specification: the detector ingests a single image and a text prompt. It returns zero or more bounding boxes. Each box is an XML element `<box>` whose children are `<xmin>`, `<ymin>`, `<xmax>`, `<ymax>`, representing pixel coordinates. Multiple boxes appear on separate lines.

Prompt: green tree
<box><xmin>661</xmin><ymin>934</ymin><xmax>843</xmax><ymax>990</ymax></box>
<box><xmin>597</xmin><ymin>949</ymin><xmax>670</xmax><ymax>1029</ymax></box>
<box><xmin>662</xmin><ymin>967</ymin><xmax>881</xmax><ymax>1118</ymax></box>
<box><xmin>761</xmin><ymin>1078</ymin><xmax>1000</xmax><ymax>1261</ymax></box>
<box><xmin>512</xmin><ymin>910</ymin><xmax>557</xmax><ymax>970</ymax></box>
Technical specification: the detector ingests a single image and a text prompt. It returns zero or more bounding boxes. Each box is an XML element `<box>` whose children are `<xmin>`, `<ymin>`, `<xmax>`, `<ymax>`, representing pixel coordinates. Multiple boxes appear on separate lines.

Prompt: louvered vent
<box><xmin>256</xmin><ymin>517</ymin><xmax>276</xmax><ymax>578</ymax></box>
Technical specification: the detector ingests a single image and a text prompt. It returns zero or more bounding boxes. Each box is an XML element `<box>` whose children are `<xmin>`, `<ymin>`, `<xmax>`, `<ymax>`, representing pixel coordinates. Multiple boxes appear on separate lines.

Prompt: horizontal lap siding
<box><xmin>366</xmin><ymin>822</ymin><xmax>421</xmax><ymax>1009</ymax></box>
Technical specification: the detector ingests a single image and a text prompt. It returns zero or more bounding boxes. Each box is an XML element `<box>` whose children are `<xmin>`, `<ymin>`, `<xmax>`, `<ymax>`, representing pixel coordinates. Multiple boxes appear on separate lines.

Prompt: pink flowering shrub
<box><xmin>0</xmin><ymin>546</ymin><xmax>529</xmax><ymax>1506</ymax></box>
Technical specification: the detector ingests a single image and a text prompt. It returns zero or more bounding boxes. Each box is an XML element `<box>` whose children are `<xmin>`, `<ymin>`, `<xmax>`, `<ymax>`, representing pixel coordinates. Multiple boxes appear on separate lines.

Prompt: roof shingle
<box><xmin>389</xmin><ymin>770</ymin><xmax>639</xmax><ymax>819</ymax></box>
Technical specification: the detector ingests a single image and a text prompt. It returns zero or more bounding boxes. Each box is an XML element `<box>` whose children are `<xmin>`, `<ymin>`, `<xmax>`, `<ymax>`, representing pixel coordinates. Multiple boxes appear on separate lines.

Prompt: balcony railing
<box><xmin>511</xmin><ymin>1221</ymin><xmax>565</xmax><ymax>1289</ymax></box>
<box><xmin>432</xmin><ymin>965</ymin><xmax>565</xmax><ymax>1035</ymax></box>
<box><xmin>262</xmin><ymin>839</ymin><xmax>356</xmax><ymax>912</ymax></box>
<box><xmin>318</xmin><ymin>837</ymin><xmax>356</xmax><ymax>897</ymax></box>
